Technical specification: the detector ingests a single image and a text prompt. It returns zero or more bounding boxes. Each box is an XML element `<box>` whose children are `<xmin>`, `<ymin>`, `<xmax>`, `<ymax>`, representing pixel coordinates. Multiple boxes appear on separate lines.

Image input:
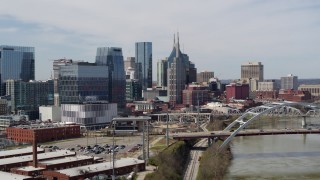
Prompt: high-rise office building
<box><xmin>124</xmin><ymin>57</ymin><xmax>135</xmax><ymax>71</ymax></box>
<box><xmin>241</xmin><ymin>62</ymin><xmax>264</xmax><ymax>81</ymax></box>
<box><xmin>167</xmin><ymin>34</ymin><xmax>196</xmax><ymax>85</ymax></box>
<box><xmin>157</xmin><ymin>58</ymin><xmax>168</xmax><ymax>87</ymax></box>
<box><xmin>96</xmin><ymin>47</ymin><xmax>126</xmax><ymax>108</ymax></box>
<box><xmin>53</xmin><ymin>59</ymin><xmax>109</xmax><ymax>105</ymax></box>
<box><xmin>135</xmin><ymin>42</ymin><xmax>152</xmax><ymax>90</ymax></box>
<box><xmin>0</xmin><ymin>46</ymin><xmax>35</xmax><ymax>95</ymax></box>
<box><xmin>126</xmin><ymin>79</ymin><xmax>142</xmax><ymax>101</ymax></box>
<box><xmin>188</xmin><ymin>62</ymin><xmax>197</xmax><ymax>84</ymax></box>
<box><xmin>281</xmin><ymin>74</ymin><xmax>298</xmax><ymax>90</ymax></box>
<box><xmin>197</xmin><ymin>71</ymin><xmax>214</xmax><ymax>83</ymax></box>
<box><xmin>6</xmin><ymin>79</ymin><xmax>54</xmax><ymax>119</ymax></box>
<box><xmin>168</xmin><ymin>34</ymin><xmax>186</xmax><ymax>105</ymax></box>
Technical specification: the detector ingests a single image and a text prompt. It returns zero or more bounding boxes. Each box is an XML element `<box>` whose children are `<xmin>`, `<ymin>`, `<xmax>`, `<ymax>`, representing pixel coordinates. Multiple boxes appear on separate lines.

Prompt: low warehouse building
<box><xmin>43</xmin><ymin>158</ymin><xmax>145</xmax><ymax>180</ymax></box>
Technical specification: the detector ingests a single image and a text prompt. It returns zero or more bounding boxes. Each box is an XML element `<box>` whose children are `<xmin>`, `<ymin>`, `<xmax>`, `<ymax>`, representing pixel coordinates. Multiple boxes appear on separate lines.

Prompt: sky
<box><xmin>0</xmin><ymin>0</ymin><xmax>320</xmax><ymax>80</ymax></box>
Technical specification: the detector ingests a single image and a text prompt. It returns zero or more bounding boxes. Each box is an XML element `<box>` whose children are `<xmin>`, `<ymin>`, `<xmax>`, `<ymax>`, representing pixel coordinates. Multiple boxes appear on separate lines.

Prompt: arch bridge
<box><xmin>219</xmin><ymin>101</ymin><xmax>320</xmax><ymax>150</ymax></box>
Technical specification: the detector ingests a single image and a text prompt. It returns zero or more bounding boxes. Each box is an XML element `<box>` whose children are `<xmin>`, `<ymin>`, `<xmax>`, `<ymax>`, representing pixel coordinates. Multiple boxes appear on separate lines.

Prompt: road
<box><xmin>183</xmin><ymin>123</ymin><xmax>208</xmax><ymax>180</ymax></box>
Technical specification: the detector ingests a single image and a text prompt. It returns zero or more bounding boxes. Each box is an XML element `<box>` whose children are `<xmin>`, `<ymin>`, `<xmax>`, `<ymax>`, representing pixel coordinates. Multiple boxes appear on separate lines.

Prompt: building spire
<box><xmin>174</xmin><ymin>33</ymin><xmax>175</xmax><ymax>45</ymax></box>
<box><xmin>177</xmin><ymin>32</ymin><xmax>180</xmax><ymax>45</ymax></box>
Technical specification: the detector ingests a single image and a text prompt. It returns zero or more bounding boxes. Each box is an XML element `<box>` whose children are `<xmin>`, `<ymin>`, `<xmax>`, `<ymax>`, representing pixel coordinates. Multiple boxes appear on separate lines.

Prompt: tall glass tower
<box><xmin>96</xmin><ymin>47</ymin><xmax>126</xmax><ymax>108</ymax></box>
<box><xmin>135</xmin><ymin>42</ymin><xmax>152</xmax><ymax>90</ymax></box>
<box><xmin>0</xmin><ymin>45</ymin><xmax>35</xmax><ymax>95</ymax></box>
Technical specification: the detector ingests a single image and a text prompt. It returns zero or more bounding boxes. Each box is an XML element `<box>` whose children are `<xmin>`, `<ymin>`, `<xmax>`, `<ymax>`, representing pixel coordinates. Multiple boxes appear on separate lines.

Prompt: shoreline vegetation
<box><xmin>196</xmin><ymin>115</ymin><xmax>235</xmax><ymax>179</ymax></box>
<box><xmin>197</xmin><ymin>141</ymin><xmax>232</xmax><ymax>180</ymax></box>
<box><xmin>145</xmin><ymin>115</ymin><xmax>235</xmax><ymax>180</ymax></box>
<box><xmin>145</xmin><ymin>140</ymin><xmax>196</xmax><ymax>180</ymax></box>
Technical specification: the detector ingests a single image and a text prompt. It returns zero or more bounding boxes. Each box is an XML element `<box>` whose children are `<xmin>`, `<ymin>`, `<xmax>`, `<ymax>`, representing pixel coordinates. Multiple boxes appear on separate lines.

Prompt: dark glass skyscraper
<box><xmin>135</xmin><ymin>42</ymin><xmax>152</xmax><ymax>90</ymax></box>
<box><xmin>96</xmin><ymin>47</ymin><xmax>126</xmax><ymax>108</ymax></box>
<box><xmin>0</xmin><ymin>45</ymin><xmax>35</xmax><ymax>95</ymax></box>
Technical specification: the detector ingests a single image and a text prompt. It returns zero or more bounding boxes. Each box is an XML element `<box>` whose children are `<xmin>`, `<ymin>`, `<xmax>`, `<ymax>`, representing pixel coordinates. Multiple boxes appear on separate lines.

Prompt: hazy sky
<box><xmin>0</xmin><ymin>0</ymin><xmax>319</xmax><ymax>80</ymax></box>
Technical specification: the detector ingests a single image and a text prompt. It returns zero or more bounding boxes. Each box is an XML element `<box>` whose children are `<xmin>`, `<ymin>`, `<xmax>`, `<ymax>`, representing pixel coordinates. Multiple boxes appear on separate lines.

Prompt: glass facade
<box><xmin>135</xmin><ymin>42</ymin><xmax>152</xmax><ymax>90</ymax></box>
<box><xmin>96</xmin><ymin>47</ymin><xmax>126</xmax><ymax>108</ymax></box>
<box><xmin>0</xmin><ymin>46</ymin><xmax>35</xmax><ymax>95</ymax></box>
<box><xmin>58</xmin><ymin>62</ymin><xmax>109</xmax><ymax>104</ymax></box>
<box><xmin>157</xmin><ymin>59</ymin><xmax>168</xmax><ymax>87</ymax></box>
<box><xmin>6</xmin><ymin>79</ymin><xmax>53</xmax><ymax>119</ymax></box>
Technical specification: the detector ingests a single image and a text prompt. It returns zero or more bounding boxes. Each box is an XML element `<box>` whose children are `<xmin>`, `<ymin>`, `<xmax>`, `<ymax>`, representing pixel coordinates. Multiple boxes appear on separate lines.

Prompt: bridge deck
<box><xmin>172</xmin><ymin>129</ymin><xmax>320</xmax><ymax>140</ymax></box>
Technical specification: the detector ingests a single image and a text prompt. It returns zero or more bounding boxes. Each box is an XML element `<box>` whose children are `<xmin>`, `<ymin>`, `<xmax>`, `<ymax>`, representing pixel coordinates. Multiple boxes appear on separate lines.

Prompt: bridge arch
<box><xmin>219</xmin><ymin>101</ymin><xmax>319</xmax><ymax>150</ymax></box>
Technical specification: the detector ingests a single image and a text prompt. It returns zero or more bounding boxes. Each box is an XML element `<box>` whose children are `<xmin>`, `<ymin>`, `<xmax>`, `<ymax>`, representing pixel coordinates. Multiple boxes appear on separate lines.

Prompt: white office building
<box><xmin>61</xmin><ymin>102</ymin><xmax>117</xmax><ymax>128</ymax></box>
<box><xmin>281</xmin><ymin>74</ymin><xmax>298</xmax><ymax>90</ymax></box>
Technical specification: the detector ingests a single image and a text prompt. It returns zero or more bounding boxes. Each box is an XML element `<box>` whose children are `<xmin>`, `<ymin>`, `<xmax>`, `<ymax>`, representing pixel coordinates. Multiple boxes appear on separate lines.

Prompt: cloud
<box><xmin>0</xmin><ymin>0</ymin><xmax>319</xmax><ymax>80</ymax></box>
<box><xmin>0</xmin><ymin>27</ymin><xmax>18</xmax><ymax>32</ymax></box>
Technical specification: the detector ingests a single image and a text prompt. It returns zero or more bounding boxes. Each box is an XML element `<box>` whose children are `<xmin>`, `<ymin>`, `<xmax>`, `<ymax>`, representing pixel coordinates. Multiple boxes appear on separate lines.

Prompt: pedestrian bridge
<box><xmin>172</xmin><ymin>101</ymin><xmax>320</xmax><ymax>150</ymax></box>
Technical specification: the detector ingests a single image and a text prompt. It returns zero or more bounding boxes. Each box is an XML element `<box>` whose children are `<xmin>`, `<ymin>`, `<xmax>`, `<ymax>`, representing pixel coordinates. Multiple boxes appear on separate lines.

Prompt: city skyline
<box><xmin>0</xmin><ymin>1</ymin><xmax>320</xmax><ymax>80</ymax></box>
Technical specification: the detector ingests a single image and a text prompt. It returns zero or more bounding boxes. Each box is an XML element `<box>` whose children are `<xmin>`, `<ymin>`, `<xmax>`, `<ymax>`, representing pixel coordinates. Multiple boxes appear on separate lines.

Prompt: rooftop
<box><xmin>15</xmin><ymin>166</ymin><xmax>45</xmax><ymax>172</ymax></box>
<box><xmin>39</xmin><ymin>155</ymin><xmax>93</xmax><ymax>165</ymax></box>
<box><xmin>0</xmin><ymin>171</ymin><xmax>32</xmax><ymax>180</ymax></box>
<box><xmin>0</xmin><ymin>150</ymin><xmax>75</xmax><ymax>166</ymax></box>
<box><xmin>10</xmin><ymin>123</ymin><xmax>79</xmax><ymax>130</ymax></box>
<box><xmin>0</xmin><ymin>147</ymin><xmax>44</xmax><ymax>158</ymax></box>
<box><xmin>55</xmin><ymin>158</ymin><xmax>144</xmax><ymax>177</ymax></box>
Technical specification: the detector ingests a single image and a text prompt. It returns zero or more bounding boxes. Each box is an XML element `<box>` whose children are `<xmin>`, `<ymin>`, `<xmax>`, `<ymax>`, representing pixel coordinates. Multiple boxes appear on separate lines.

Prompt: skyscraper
<box><xmin>6</xmin><ymin>79</ymin><xmax>53</xmax><ymax>119</ymax></box>
<box><xmin>241</xmin><ymin>62</ymin><xmax>264</xmax><ymax>81</ymax></box>
<box><xmin>96</xmin><ymin>47</ymin><xmax>126</xmax><ymax>108</ymax></box>
<box><xmin>0</xmin><ymin>46</ymin><xmax>35</xmax><ymax>95</ymax></box>
<box><xmin>281</xmin><ymin>74</ymin><xmax>298</xmax><ymax>90</ymax></box>
<box><xmin>168</xmin><ymin>34</ymin><xmax>187</xmax><ymax>105</ymax></box>
<box><xmin>167</xmin><ymin>34</ymin><xmax>196</xmax><ymax>85</ymax></box>
<box><xmin>135</xmin><ymin>42</ymin><xmax>152</xmax><ymax>91</ymax></box>
<box><xmin>157</xmin><ymin>58</ymin><xmax>168</xmax><ymax>87</ymax></box>
<box><xmin>197</xmin><ymin>71</ymin><xmax>214</xmax><ymax>83</ymax></box>
<box><xmin>53</xmin><ymin>59</ymin><xmax>109</xmax><ymax>105</ymax></box>
<box><xmin>124</xmin><ymin>57</ymin><xmax>135</xmax><ymax>71</ymax></box>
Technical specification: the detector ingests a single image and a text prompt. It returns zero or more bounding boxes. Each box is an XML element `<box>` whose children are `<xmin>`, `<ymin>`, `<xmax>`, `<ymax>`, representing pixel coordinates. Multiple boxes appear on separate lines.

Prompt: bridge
<box><xmin>173</xmin><ymin>129</ymin><xmax>320</xmax><ymax>140</ymax></box>
<box><xmin>151</xmin><ymin>102</ymin><xmax>320</xmax><ymax>124</ymax></box>
<box><xmin>171</xmin><ymin>101</ymin><xmax>320</xmax><ymax>150</ymax></box>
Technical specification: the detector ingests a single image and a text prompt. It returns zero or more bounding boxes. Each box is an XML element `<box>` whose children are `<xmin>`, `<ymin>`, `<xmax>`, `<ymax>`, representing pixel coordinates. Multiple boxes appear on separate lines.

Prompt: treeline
<box><xmin>197</xmin><ymin>142</ymin><xmax>232</xmax><ymax>180</ymax></box>
<box><xmin>206</xmin><ymin>115</ymin><xmax>239</xmax><ymax>131</ymax></box>
<box><xmin>145</xmin><ymin>140</ymin><xmax>196</xmax><ymax>180</ymax></box>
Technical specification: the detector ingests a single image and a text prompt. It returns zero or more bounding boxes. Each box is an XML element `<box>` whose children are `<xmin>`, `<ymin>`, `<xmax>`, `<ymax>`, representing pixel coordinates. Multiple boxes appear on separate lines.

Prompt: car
<box><xmin>120</xmin><ymin>145</ymin><xmax>126</xmax><ymax>149</ymax></box>
<box><xmin>308</xmin><ymin>128</ymin><xmax>312</xmax><ymax>130</ymax></box>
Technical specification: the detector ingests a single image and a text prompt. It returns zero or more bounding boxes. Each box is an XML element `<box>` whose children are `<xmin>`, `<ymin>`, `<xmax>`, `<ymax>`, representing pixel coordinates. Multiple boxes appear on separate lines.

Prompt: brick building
<box><xmin>43</xmin><ymin>158</ymin><xmax>145</xmax><ymax>180</ymax></box>
<box><xmin>278</xmin><ymin>89</ymin><xmax>312</xmax><ymax>102</ymax></box>
<box><xmin>226</xmin><ymin>83</ymin><xmax>250</xmax><ymax>102</ymax></box>
<box><xmin>6</xmin><ymin>124</ymin><xmax>80</xmax><ymax>143</ymax></box>
<box><xmin>182</xmin><ymin>85</ymin><xmax>209</xmax><ymax>106</ymax></box>
<box><xmin>256</xmin><ymin>90</ymin><xmax>279</xmax><ymax>100</ymax></box>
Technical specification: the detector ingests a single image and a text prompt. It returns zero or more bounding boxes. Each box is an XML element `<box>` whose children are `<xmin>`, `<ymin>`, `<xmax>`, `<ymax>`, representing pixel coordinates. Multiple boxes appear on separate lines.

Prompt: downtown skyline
<box><xmin>0</xmin><ymin>0</ymin><xmax>320</xmax><ymax>80</ymax></box>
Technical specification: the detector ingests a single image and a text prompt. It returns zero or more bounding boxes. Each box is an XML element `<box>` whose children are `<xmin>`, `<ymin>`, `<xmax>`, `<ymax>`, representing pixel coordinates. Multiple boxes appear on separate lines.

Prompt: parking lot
<box><xmin>40</xmin><ymin>134</ymin><xmax>156</xmax><ymax>160</ymax></box>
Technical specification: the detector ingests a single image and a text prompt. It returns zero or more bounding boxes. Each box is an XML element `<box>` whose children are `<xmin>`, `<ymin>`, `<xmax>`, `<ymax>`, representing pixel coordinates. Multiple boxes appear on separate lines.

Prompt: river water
<box><xmin>224</xmin><ymin>117</ymin><xmax>320</xmax><ymax>179</ymax></box>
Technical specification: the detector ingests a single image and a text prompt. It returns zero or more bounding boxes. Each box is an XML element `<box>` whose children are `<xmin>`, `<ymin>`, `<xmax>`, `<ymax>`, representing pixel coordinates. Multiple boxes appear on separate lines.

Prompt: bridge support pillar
<box><xmin>208</xmin><ymin>138</ymin><xmax>212</xmax><ymax>147</ymax></box>
<box><xmin>302</xmin><ymin>116</ymin><xmax>307</xmax><ymax>129</ymax></box>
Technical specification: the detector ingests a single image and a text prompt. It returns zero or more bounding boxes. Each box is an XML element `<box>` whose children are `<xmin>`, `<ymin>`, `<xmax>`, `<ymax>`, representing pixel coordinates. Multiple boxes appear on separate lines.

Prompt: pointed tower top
<box><xmin>177</xmin><ymin>32</ymin><xmax>180</xmax><ymax>44</ymax></box>
<box><xmin>174</xmin><ymin>33</ymin><xmax>175</xmax><ymax>45</ymax></box>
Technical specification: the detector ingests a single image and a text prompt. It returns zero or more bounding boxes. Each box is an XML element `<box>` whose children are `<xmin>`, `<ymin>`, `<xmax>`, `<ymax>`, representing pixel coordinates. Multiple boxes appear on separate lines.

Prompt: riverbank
<box><xmin>197</xmin><ymin>141</ymin><xmax>232</xmax><ymax>180</ymax></box>
<box><xmin>196</xmin><ymin>116</ymin><xmax>234</xmax><ymax>179</ymax></box>
<box><xmin>145</xmin><ymin>140</ymin><xmax>196</xmax><ymax>180</ymax></box>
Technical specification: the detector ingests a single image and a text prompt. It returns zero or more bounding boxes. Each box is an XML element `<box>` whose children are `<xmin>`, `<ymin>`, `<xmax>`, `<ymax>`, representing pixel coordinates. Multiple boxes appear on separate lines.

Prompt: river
<box><xmin>224</xmin><ymin>117</ymin><xmax>320</xmax><ymax>179</ymax></box>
